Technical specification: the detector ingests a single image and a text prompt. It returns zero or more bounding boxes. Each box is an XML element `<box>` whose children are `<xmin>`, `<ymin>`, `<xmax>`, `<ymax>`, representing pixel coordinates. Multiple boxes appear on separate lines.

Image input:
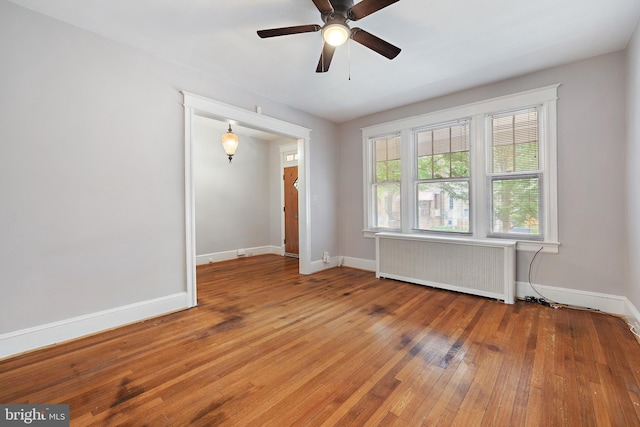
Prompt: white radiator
<box><xmin>375</xmin><ymin>232</ymin><xmax>516</xmax><ymax>304</ymax></box>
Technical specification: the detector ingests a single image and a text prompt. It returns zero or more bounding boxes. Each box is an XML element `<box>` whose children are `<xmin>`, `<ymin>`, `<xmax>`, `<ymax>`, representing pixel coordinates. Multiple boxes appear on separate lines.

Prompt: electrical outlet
<box><xmin>323</xmin><ymin>251</ymin><xmax>330</xmax><ymax>263</ymax></box>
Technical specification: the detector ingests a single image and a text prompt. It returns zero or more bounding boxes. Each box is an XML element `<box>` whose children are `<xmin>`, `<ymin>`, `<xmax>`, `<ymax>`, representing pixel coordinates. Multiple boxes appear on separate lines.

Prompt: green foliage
<box><xmin>418</xmin><ymin>151</ymin><xmax>469</xmax><ymax>180</ymax></box>
<box><xmin>417</xmin><ymin>156</ymin><xmax>432</xmax><ymax>180</ymax></box>
<box><xmin>375</xmin><ymin>183</ymin><xmax>401</xmax><ymax>228</ymax></box>
<box><xmin>492</xmin><ymin>178</ymin><xmax>540</xmax><ymax>234</ymax></box>
<box><xmin>417</xmin><ymin>151</ymin><xmax>470</xmax><ymax>202</ymax></box>
<box><xmin>491</xmin><ymin>140</ymin><xmax>540</xmax><ymax>234</ymax></box>
<box><xmin>493</xmin><ymin>142</ymin><xmax>538</xmax><ymax>173</ymax></box>
<box><xmin>451</xmin><ymin>152</ymin><xmax>469</xmax><ymax>177</ymax></box>
<box><xmin>376</xmin><ymin>159</ymin><xmax>401</xmax><ymax>182</ymax></box>
<box><xmin>433</xmin><ymin>154</ymin><xmax>450</xmax><ymax>178</ymax></box>
<box><xmin>443</xmin><ymin>181</ymin><xmax>469</xmax><ymax>202</ymax></box>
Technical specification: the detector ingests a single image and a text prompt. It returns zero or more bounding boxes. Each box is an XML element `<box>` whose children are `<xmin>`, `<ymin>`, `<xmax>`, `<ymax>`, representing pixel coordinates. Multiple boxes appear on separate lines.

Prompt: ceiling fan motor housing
<box><xmin>321</xmin><ymin>0</ymin><xmax>354</xmax><ymax>23</ymax></box>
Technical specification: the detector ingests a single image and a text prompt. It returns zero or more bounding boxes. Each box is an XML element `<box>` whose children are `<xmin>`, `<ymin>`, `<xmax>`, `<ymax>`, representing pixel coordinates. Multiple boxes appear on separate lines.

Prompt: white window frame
<box><xmin>362</xmin><ymin>85</ymin><xmax>559</xmax><ymax>253</ymax></box>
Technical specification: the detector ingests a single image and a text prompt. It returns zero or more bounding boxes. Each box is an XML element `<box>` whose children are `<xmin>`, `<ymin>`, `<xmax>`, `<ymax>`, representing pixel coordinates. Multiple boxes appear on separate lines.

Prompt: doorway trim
<box><xmin>183</xmin><ymin>92</ymin><xmax>312</xmax><ymax>307</ymax></box>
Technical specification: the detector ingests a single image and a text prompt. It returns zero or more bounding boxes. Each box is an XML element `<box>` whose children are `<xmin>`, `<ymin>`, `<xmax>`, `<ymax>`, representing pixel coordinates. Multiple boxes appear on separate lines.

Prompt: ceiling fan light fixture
<box><xmin>322</xmin><ymin>23</ymin><xmax>350</xmax><ymax>47</ymax></box>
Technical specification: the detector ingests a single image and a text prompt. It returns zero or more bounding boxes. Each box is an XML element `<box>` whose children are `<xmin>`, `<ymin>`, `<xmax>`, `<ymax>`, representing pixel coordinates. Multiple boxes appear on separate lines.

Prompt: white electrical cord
<box><xmin>525</xmin><ymin>246</ymin><xmax>640</xmax><ymax>343</ymax></box>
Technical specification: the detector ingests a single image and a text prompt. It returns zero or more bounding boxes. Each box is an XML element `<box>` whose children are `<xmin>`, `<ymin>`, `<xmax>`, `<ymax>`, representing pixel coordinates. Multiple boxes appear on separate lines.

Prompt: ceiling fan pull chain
<box><xmin>348</xmin><ymin>38</ymin><xmax>351</xmax><ymax>81</ymax></box>
<box><xmin>321</xmin><ymin>34</ymin><xmax>326</xmax><ymax>72</ymax></box>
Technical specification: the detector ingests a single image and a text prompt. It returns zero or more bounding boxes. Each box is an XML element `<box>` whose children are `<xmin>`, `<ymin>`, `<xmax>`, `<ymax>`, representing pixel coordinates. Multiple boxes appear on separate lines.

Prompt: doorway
<box><xmin>183</xmin><ymin>91</ymin><xmax>312</xmax><ymax>308</ymax></box>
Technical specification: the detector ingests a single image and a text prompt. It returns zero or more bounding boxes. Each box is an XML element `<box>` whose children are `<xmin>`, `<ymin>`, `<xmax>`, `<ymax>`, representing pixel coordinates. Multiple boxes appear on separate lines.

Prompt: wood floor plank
<box><xmin>1</xmin><ymin>254</ymin><xmax>640</xmax><ymax>426</ymax></box>
<box><xmin>480</xmin><ymin>306</ymin><xmax>530</xmax><ymax>426</ymax></box>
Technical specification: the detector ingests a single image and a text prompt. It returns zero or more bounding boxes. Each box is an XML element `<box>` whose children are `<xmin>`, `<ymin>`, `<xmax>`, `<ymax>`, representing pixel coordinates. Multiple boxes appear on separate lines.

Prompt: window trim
<box><xmin>362</xmin><ymin>85</ymin><xmax>560</xmax><ymax>253</ymax></box>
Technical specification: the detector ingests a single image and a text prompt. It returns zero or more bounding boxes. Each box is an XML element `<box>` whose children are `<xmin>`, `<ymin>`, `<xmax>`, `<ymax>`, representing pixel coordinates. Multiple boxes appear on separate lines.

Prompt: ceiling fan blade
<box><xmin>312</xmin><ymin>0</ymin><xmax>334</xmax><ymax>14</ymax></box>
<box><xmin>316</xmin><ymin>43</ymin><xmax>336</xmax><ymax>73</ymax></box>
<box><xmin>349</xmin><ymin>0</ymin><xmax>400</xmax><ymax>20</ymax></box>
<box><xmin>351</xmin><ymin>28</ymin><xmax>401</xmax><ymax>59</ymax></box>
<box><xmin>257</xmin><ymin>24</ymin><xmax>321</xmax><ymax>38</ymax></box>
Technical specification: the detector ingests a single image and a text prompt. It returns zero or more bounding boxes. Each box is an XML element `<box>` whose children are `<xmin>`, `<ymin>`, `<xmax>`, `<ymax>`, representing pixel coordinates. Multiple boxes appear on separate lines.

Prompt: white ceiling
<box><xmin>10</xmin><ymin>0</ymin><xmax>640</xmax><ymax>123</ymax></box>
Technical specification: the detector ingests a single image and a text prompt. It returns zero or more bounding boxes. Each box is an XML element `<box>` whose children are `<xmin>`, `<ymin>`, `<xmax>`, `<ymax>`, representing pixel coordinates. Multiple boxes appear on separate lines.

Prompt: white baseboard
<box><xmin>196</xmin><ymin>245</ymin><xmax>282</xmax><ymax>265</ymax></box>
<box><xmin>624</xmin><ymin>298</ymin><xmax>640</xmax><ymax>333</ymax></box>
<box><xmin>0</xmin><ymin>292</ymin><xmax>190</xmax><ymax>360</ymax></box>
<box><xmin>516</xmin><ymin>281</ymin><xmax>626</xmax><ymax>315</ymax></box>
<box><xmin>340</xmin><ymin>256</ymin><xmax>376</xmax><ymax>272</ymax></box>
<box><xmin>308</xmin><ymin>256</ymin><xmax>340</xmax><ymax>273</ymax></box>
<box><xmin>338</xmin><ymin>255</ymin><xmax>638</xmax><ymax>319</ymax></box>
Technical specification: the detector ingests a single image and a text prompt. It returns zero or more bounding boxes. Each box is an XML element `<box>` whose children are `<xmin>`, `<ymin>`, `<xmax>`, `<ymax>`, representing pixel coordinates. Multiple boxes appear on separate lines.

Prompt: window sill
<box><xmin>363</xmin><ymin>230</ymin><xmax>559</xmax><ymax>253</ymax></box>
<box><xmin>516</xmin><ymin>240</ymin><xmax>559</xmax><ymax>254</ymax></box>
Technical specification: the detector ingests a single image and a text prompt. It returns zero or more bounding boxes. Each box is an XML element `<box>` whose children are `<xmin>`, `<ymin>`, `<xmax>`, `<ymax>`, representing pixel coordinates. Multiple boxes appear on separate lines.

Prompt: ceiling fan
<box><xmin>257</xmin><ymin>0</ymin><xmax>401</xmax><ymax>73</ymax></box>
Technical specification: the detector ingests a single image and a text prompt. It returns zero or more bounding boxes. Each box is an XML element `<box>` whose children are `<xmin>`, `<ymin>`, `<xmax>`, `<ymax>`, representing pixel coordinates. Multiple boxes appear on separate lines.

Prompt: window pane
<box><xmin>492</xmin><ymin>144</ymin><xmax>514</xmax><ymax>173</ymax></box>
<box><xmin>417</xmin><ymin>181</ymin><xmax>469</xmax><ymax>232</ymax></box>
<box><xmin>376</xmin><ymin>159</ymin><xmax>401</xmax><ymax>181</ymax></box>
<box><xmin>515</xmin><ymin>141</ymin><xmax>538</xmax><ymax>171</ymax></box>
<box><xmin>451</xmin><ymin>151</ymin><xmax>470</xmax><ymax>177</ymax></box>
<box><xmin>417</xmin><ymin>123</ymin><xmax>469</xmax><ymax>181</ymax></box>
<box><xmin>375</xmin><ymin>183</ymin><xmax>401</xmax><ymax>229</ymax></box>
<box><xmin>387</xmin><ymin>159</ymin><xmax>401</xmax><ymax>181</ymax></box>
<box><xmin>432</xmin><ymin>128</ymin><xmax>450</xmax><ymax>155</ymax></box>
<box><xmin>432</xmin><ymin>153</ymin><xmax>450</xmax><ymax>178</ymax></box>
<box><xmin>492</xmin><ymin>177</ymin><xmax>540</xmax><ymax>236</ymax></box>
<box><xmin>417</xmin><ymin>130</ymin><xmax>433</xmax><ymax>180</ymax></box>
<box><xmin>492</xmin><ymin>108</ymin><xmax>539</xmax><ymax>173</ymax></box>
<box><xmin>417</xmin><ymin>156</ymin><xmax>432</xmax><ymax>180</ymax></box>
<box><xmin>417</xmin><ymin>131</ymin><xmax>433</xmax><ymax>155</ymax></box>
<box><xmin>374</xmin><ymin>135</ymin><xmax>401</xmax><ymax>183</ymax></box>
<box><xmin>451</xmin><ymin>125</ymin><xmax>469</xmax><ymax>153</ymax></box>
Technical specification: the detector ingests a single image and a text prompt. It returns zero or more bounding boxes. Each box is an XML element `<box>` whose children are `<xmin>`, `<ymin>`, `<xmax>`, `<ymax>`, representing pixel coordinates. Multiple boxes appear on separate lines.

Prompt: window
<box><xmin>371</xmin><ymin>134</ymin><xmax>401</xmax><ymax>229</ymax></box>
<box><xmin>285</xmin><ymin>153</ymin><xmax>299</xmax><ymax>162</ymax></box>
<box><xmin>415</xmin><ymin>121</ymin><xmax>470</xmax><ymax>233</ymax></box>
<box><xmin>362</xmin><ymin>85</ymin><xmax>559</xmax><ymax>252</ymax></box>
<box><xmin>489</xmin><ymin>108</ymin><xmax>541</xmax><ymax>238</ymax></box>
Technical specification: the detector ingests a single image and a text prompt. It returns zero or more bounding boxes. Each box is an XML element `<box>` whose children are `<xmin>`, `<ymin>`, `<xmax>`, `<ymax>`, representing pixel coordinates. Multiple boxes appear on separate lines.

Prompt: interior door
<box><xmin>284</xmin><ymin>166</ymin><xmax>299</xmax><ymax>256</ymax></box>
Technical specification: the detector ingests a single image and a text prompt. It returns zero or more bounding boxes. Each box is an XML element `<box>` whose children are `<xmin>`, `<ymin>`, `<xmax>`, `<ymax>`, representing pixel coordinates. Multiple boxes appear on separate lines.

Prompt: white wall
<box><xmin>338</xmin><ymin>51</ymin><xmax>629</xmax><ymax>297</ymax></box>
<box><xmin>269</xmin><ymin>141</ymin><xmax>284</xmax><ymax>249</ymax></box>
<box><xmin>0</xmin><ymin>1</ymin><xmax>338</xmax><ymax>341</ymax></box>
<box><xmin>310</xmin><ymin>128</ymin><xmax>339</xmax><ymax>261</ymax></box>
<box><xmin>194</xmin><ymin>117</ymin><xmax>272</xmax><ymax>255</ymax></box>
<box><xmin>628</xmin><ymin>22</ymin><xmax>640</xmax><ymax>308</ymax></box>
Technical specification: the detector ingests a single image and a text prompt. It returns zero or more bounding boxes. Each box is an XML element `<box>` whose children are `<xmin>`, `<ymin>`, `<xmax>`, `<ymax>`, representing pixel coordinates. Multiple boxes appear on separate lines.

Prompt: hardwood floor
<box><xmin>2</xmin><ymin>254</ymin><xmax>640</xmax><ymax>426</ymax></box>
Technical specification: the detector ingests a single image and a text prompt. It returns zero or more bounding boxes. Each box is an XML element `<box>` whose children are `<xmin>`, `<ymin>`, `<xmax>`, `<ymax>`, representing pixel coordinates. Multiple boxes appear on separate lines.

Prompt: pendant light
<box><xmin>221</xmin><ymin>123</ymin><xmax>239</xmax><ymax>163</ymax></box>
